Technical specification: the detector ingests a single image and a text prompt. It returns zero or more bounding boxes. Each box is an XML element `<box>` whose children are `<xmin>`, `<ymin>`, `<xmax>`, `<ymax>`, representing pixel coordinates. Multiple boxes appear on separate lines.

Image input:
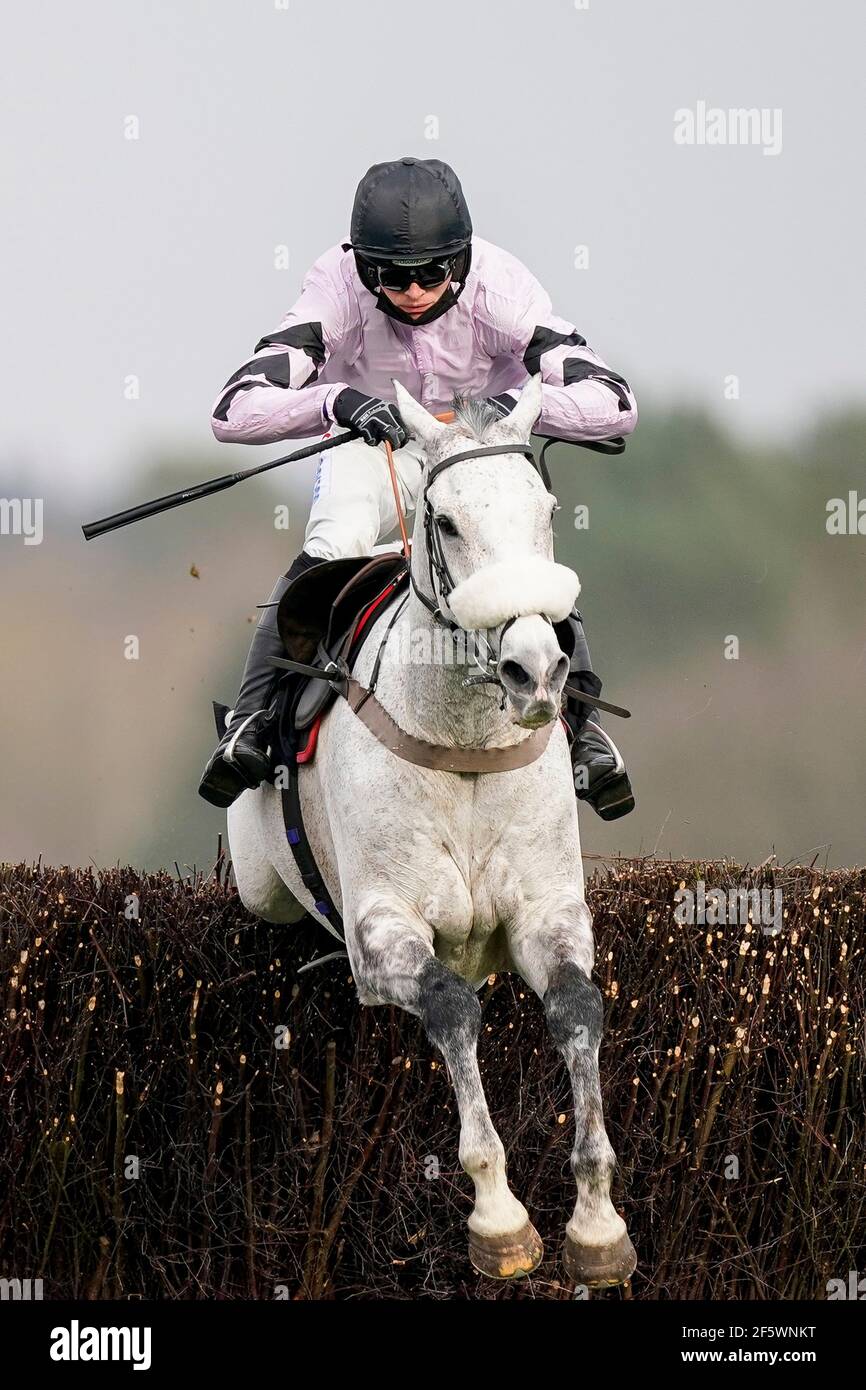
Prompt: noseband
<box><xmin>407</xmin><ymin>439</ymin><xmax>556</xmax><ymax>698</ymax></box>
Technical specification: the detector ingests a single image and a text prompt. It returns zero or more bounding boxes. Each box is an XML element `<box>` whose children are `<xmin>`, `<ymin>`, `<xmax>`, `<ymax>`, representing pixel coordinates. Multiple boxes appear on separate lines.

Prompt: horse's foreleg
<box><xmin>509</xmin><ymin>898</ymin><xmax>637</xmax><ymax>1288</ymax></box>
<box><xmin>352</xmin><ymin>904</ymin><xmax>543</xmax><ymax>1279</ymax></box>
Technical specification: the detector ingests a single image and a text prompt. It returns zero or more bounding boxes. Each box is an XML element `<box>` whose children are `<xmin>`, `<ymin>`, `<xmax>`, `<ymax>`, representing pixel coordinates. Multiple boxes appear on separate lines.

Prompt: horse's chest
<box><xmin>321</xmin><ymin>693</ymin><xmax>577</xmax><ymax>980</ymax></box>
<box><xmin>406</xmin><ymin>794</ymin><xmax>531</xmax><ymax>972</ymax></box>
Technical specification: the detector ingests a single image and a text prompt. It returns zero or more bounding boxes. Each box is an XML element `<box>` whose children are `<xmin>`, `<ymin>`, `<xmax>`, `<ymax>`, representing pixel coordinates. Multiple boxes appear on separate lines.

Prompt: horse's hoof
<box><xmin>469</xmin><ymin>1221</ymin><xmax>544</xmax><ymax>1280</ymax></box>
<box><xmin>563</xmin><ymin>1230</ymin><xmax>637</xmax><ymax>1288</ymax></box>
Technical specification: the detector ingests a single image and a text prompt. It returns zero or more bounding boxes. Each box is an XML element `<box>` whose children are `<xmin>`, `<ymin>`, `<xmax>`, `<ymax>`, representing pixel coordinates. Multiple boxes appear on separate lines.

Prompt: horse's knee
<box><xmin>543</xmin><ymin>961</ymin><xmax>603</xmax><ymax>1051</ymax></box>
<box><xmin>418</xmin><ymin>958</ymin><xmax>482</xmax><ymax>1052</ymax></box>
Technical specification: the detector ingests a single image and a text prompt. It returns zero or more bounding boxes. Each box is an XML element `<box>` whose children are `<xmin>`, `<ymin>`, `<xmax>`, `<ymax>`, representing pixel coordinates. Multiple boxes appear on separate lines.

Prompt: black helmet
<box><xmin>349</xmin><ymin>156</ymin><xmax>473</xmax><ymax>326</ymax></box>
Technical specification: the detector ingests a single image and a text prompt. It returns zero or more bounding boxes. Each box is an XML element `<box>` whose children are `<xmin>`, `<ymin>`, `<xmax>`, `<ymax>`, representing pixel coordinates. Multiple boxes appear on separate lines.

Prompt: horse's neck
<box><xmin>372</xmin><ymin>589</ymin><xmax>529</xmax><ymax>750</ymax></box>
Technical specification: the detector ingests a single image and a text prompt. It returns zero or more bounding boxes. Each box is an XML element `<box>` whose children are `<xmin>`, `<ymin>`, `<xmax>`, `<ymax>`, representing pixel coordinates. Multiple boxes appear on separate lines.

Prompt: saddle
<box><xmin>272</xmin><ymin>551</ymin><xmax>410</xmax><ymax>759</ymax></box>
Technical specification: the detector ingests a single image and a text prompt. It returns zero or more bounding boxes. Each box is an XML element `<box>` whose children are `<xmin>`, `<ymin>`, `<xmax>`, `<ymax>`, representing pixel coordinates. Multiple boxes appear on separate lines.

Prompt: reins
<box><xmin>383</xmin><ymin>433</ymin><xmax>412</xmax><ymax>559</ymax></box>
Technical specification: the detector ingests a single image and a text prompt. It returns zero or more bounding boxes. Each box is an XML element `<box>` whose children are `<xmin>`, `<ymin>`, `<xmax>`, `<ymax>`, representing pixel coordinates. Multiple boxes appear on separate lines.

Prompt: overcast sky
<box><xmin>3</xmin><ymin>0</ymin><xmax>864</xmax><ymax>499</ymax></box>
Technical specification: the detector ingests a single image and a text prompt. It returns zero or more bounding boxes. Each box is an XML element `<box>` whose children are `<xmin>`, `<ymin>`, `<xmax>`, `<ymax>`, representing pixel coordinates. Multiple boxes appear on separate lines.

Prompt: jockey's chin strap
<box><xmin>383</xmin><ymin>436</ymin><xmax>544</xmax><ymax>693</ymax></box>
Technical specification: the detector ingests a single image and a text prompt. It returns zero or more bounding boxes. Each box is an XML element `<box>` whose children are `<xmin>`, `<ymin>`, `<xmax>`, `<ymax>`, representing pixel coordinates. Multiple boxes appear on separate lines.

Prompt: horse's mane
<box><xmin>449</xmin><ymin>393</ymin><xmax>503</xmax><ymax>443</ymax></box>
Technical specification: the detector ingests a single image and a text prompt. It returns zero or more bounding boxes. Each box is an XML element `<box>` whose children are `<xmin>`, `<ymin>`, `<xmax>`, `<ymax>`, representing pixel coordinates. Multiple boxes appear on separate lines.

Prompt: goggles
<box><xmin>375</xmin><ymin>257</ymin><xmax>454</xmax><ymax>292</ymax></box>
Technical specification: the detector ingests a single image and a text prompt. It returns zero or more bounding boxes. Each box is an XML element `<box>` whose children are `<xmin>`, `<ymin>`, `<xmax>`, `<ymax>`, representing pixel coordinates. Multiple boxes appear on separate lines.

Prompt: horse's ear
<box><xmin>392</xmin><ymin>379</ymin><xmax>447</xmax><ymax>446</ymax></box>
<box><xmin>500</xmin><ymin>373</ymin><xmax>543</xmax><ymax>441</ymax></box>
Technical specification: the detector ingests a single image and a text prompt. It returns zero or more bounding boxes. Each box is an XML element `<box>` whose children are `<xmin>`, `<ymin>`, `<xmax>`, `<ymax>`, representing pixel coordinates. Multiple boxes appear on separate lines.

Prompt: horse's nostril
<box><xmin>500</xmin><ymin>659</ymin><xmax>532</xmax><ymax>689</ymax></box>
<box><xmin>551</xmin><ymin>654</ymin><xmax>569</xmax><ymax>686</ymax></box>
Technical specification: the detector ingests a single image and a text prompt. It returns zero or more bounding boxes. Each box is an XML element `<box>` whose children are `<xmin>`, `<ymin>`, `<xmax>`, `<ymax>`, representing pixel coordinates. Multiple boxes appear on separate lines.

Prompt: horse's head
<box><xmin>392</xmin><ymin>374</ymin><xmax>578</xmax><ymax>729</ymax></box>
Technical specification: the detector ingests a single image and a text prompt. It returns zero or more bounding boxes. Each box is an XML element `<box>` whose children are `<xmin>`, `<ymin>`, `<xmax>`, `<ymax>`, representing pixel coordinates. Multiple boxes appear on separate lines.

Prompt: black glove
<box><xmin>332</xmin><ymin>388</ymin><xmax>409</xmax><ymax>449</ymax></box>
<box><xmin>485</xmin><ymin>392</ymin><xmax>519</xmax><ymax>420</ymax></box>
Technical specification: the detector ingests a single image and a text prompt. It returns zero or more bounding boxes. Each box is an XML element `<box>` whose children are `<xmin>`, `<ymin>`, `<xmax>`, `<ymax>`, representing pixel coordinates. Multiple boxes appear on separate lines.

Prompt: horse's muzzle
<box><xmin>497</xmin><ymin>616</ymin><xmax>570</xmax><ymax>727</ymax></box>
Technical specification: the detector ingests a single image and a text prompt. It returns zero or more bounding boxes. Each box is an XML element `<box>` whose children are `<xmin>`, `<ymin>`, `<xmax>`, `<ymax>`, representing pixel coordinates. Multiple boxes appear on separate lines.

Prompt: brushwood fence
<box><xmin>0</xmin><ymin>858</ymin><xmax>863</xmax><ymax>1300</ymax></box>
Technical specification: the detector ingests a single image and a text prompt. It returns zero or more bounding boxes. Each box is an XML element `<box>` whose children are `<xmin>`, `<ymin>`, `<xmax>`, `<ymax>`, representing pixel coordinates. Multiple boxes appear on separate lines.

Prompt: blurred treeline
<box><xmin>0</xmin><ymin>403</ymin><xmax>863</xmax><ymax>870</ymax></box>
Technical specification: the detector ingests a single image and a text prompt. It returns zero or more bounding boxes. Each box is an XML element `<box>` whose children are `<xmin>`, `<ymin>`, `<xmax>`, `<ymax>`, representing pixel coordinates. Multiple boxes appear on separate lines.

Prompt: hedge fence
<box><xmin>1</xmin><ymin>856</ymin><xmax>863</xmax><ymax>1300</ymax></box>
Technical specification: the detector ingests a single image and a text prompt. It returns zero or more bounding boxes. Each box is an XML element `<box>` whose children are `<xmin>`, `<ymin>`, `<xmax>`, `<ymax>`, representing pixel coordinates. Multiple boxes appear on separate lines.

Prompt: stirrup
<box><xmin>198</xmin><ymin>708</ymin><xmax>273</xmax><ymax>809</ymax></box>
<box><xmin>222</xmin><ymin>708</ymin><xmax>267</xmax><ymax>767</ymax></box>
<box><xmin>581</xmin><ymin>721</ymin><xmax>625</xmax><ymax>775</ymax></box>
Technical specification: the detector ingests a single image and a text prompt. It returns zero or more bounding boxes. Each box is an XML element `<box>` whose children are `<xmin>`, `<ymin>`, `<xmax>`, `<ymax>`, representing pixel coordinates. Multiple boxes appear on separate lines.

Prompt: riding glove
<box><xmin>332</xmin><ymin>388</ymin><xmax>409</xmax><ymax>449</ymax></box>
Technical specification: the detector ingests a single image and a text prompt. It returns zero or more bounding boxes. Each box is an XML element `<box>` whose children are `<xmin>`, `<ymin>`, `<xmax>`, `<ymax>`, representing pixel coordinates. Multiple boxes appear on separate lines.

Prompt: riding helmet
<box><xmin>349</xmin><ymin>156</ymin><xmax>473</xmax><ymax>326</ymax></box>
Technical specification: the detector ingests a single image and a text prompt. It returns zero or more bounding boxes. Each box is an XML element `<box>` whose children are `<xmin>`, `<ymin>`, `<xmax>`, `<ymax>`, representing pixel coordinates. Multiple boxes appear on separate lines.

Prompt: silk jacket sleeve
<box><xmin>476</xmin><ymin>257</ymin><xmax>638</xmax><ymax>442</ymax></box>
<box><xmin>211</xmin><ymin>248</ymin><xmax>349</xmax><ymax>444</ymax></box>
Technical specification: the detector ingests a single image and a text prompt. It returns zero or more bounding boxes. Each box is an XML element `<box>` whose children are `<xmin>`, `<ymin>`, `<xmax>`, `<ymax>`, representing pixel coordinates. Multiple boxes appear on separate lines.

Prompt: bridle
<box><xmin>382</xmin><ymin>433</ymin><xmax>556</xmax><ymax>698</ymax></box>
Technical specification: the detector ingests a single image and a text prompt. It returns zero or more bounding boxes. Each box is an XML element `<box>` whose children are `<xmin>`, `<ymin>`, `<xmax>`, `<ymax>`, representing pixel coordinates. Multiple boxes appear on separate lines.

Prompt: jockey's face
<box><xmin>380</xmin><ymin>274</ymin><xmax>452</xmax><ymax>318</ymax></box>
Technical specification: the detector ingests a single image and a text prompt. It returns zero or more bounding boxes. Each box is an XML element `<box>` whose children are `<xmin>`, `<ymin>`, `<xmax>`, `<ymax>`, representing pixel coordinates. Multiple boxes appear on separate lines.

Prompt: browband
<box><xmin>425</xmin><ymin>443</ymin><xmax>537</xmax><ymax>488</ymax></box>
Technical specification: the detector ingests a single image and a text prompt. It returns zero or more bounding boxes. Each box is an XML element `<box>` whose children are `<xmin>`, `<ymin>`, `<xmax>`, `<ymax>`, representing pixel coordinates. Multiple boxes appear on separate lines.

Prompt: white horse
<box><xmin>228</xmin><ymin>373</ymin><xmax>636</xmax><ymax>1286</ymax></box>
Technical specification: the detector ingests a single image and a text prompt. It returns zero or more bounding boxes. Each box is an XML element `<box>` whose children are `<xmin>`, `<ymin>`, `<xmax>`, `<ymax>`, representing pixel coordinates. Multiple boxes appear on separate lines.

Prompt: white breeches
<box><xmin>303</xmin><ymin>425</ymin><xmax>428</xmax><ymax>560</ymax></box>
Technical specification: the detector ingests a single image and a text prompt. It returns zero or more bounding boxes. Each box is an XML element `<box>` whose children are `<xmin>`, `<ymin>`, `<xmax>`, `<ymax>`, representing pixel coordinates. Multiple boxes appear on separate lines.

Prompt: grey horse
<box><xmin>228</xmin><ymin>373</ymin><xmax>636</xmax><ymax>1286</ymax></box>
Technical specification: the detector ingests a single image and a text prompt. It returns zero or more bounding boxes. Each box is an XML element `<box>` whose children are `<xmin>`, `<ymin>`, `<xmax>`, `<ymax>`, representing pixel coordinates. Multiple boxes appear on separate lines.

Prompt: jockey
<box><xmin>199</xmin><ymin>157</ymin><xmax>637</xmax><ymax>820</ymax></box>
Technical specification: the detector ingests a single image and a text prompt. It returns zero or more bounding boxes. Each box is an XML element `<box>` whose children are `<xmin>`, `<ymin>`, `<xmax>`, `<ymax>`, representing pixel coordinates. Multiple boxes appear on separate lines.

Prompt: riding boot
<box><xmin>198</xmin><ymin>549</ymin><xmax>326</xmax><ymax>808</ymax></box>
<box><xmin>561</xmin><ymin>610</ymin><xmax>635</xmax><ymax>822</ymax></box>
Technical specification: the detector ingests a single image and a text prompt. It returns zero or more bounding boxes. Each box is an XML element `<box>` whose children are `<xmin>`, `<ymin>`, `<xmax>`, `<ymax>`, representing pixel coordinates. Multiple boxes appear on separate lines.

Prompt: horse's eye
<box><xmin>436</xmin><ymin>515</ymin><xmax>459</xmax><ymax>538</ymax></box>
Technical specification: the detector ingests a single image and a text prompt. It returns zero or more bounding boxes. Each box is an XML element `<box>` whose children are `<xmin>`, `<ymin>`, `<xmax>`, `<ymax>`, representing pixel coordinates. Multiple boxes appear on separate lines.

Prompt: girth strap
<box><xmin>280</xmin><ymin>763</ymin><xmax>345</xmax><ymax>942</ymax></box>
